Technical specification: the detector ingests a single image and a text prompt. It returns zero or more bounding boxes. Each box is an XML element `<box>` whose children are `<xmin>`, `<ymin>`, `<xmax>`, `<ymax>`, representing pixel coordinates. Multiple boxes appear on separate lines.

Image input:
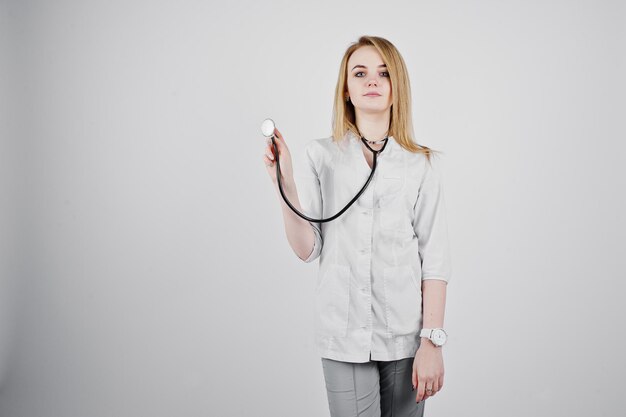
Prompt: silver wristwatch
<box><xmin>420</xmin><ymin>328</ymin><xmax>448</xmax><ymax>347</ymax></box>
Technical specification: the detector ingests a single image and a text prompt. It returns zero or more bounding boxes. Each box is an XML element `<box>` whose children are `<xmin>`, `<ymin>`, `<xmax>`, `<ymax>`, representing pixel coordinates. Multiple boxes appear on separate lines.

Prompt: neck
<box><xmin>355</xmin><ymin>109</ymin><xmax>390</xmax><ymax>142</ymax></box>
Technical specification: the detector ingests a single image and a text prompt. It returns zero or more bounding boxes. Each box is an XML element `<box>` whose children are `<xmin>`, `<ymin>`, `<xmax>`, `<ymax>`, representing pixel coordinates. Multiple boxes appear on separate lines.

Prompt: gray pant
<box><xmin>321</xmin><ymin>357</ymin><xmax>426</xmax><ymax>417</ymax></box>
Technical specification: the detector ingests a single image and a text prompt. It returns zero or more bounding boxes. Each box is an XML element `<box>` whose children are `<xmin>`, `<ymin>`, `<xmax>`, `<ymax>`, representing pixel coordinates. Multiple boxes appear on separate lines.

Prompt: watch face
<box><xmin>432</xmin><ymin>329</ymin><xmax>447</xmax><ymax>346</ymax></box>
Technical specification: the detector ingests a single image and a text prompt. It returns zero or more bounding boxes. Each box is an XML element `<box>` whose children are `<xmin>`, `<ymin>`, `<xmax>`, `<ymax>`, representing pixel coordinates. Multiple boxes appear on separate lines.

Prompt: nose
<box><xmin>367</xmin><ymin>78</ymin><xmax>378</xmax><ymax>87</ymax></box>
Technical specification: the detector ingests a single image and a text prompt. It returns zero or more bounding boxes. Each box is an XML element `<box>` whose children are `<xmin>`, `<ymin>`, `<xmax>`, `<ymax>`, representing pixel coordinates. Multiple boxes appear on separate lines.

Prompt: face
<box><xmin>345</xmin><ymin>46</ymin><xmax>393</xmax><ymax>114</ymax></box>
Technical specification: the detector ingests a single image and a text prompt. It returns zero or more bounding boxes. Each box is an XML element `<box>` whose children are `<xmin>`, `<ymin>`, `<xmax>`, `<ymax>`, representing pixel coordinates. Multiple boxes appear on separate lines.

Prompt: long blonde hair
<box><xmin>331</xmin><ymin>35</ymin><xmax>439</xmax><ymax>161</ymax></box>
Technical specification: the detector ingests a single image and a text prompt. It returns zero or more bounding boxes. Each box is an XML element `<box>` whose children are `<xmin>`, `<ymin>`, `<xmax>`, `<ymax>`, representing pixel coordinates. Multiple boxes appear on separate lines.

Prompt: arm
<box><xmin>413</xmin><ymin>279</ymin><xmax>447</xmax><ymax>401</ymax></box>
<box><xmin>264</xmin><ymin>132</ymin><xmax>322</xmax><ymax>263</ymax></box>
<box><xmin>411</xmin><ymin>155</ymin><xmax>452</xmax><ymax>401</ymax></box>
<box><xmin>420</xmin><ymin>279</ymin><xmax>447</xmax><ymax>343</ymax></box>
<box><xmin>272</xmin><ymin>178</ymin><xmax>317</xmax><ymax>262</ymax></box>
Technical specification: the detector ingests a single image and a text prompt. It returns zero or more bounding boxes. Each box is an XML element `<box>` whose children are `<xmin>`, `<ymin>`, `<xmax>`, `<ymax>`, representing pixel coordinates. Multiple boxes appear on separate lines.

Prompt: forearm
<box><xmin>273</xmin><ymin>177</ymin><xmax>315</xmax><ymax>261</ymax></box>
<box><xmin>421</xmin><ymin>279</ymin><xmax>447</xmax><ymax>342</ymax></box>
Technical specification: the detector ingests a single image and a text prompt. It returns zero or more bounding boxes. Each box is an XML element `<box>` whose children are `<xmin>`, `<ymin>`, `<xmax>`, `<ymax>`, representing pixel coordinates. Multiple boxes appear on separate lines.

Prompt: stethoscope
<box><xmin>261</xmin><ymin>118</ymin><xmax>389</xmax><ymax>223</ymax></box>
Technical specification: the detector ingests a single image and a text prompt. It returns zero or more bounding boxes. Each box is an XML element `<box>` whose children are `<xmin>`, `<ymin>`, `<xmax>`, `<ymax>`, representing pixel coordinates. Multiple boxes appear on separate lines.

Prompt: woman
<box><xmin>263</xmin><ymin>35</ymin><xmax>452</xmax><ymax>417</ymax></box>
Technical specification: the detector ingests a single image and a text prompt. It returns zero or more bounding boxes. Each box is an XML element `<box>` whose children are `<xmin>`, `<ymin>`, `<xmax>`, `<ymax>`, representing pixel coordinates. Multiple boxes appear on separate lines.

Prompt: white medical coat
<box><xmin>297</xmin><ymin>130</ymin><xmax>452</xmax><ymax>363</ymax></box>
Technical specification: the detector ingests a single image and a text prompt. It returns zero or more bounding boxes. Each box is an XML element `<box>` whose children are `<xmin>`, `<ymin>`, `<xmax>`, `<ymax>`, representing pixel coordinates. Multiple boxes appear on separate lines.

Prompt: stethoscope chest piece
<box><xmin>261</xmin><ymin>118</ymin><xmax>276</xmax><ymax>138</ymax></box>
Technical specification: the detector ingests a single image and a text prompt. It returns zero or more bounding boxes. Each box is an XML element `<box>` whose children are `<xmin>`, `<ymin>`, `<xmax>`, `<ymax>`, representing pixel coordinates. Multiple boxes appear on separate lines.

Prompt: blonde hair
<box><xmin>331</xmin><ymin>35</ymin><xmax>439</xmax><ymax>162</ymax></box>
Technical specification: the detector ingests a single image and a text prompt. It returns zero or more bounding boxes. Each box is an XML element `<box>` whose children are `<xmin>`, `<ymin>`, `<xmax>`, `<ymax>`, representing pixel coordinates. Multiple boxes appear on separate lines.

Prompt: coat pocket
<box><xmin>315</xmin><ymin>264</ymin><xmax>351</xmax><ymax>337</ymax></box>
<box><xmin>381</xmin><ymin>172</ymin><xmax>404</xmax><ymax>195</ymax></box>
<box><xmin>383</xmin><ymin>265</ymin><xmax>422</xmax><ymax>336</ymax></box>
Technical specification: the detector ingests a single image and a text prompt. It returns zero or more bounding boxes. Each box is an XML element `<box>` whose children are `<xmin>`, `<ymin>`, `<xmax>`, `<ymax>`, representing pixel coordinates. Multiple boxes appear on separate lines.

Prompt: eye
<box><xmin>354</xmin><ymin>71</ymin><xmax>390</xmax><ymax>78</ymax></box>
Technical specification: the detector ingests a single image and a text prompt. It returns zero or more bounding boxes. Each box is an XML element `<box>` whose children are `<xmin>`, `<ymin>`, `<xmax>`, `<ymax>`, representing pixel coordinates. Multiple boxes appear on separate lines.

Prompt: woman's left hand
<box><xmin>412</xmin><ymin>341</ymin><xmax>444</xmax><ymax>403</ymax></box>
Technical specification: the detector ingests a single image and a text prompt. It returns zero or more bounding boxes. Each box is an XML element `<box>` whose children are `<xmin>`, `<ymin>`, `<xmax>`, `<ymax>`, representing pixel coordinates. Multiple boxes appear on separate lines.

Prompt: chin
<box><xmin>357</xmin><ymin>105</ymin><xmax>390</xmax><ymax>114</ymax></box>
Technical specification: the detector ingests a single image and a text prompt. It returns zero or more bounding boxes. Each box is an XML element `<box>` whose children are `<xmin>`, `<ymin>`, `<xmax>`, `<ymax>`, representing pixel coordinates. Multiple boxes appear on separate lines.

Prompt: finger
<box><xmin>274</xmin><ymin>129</ymin><xmax>286</xmax><ymax>146</ymax></box>
<box><xmin>265</xmin><ymin>145</ymin><xmax>275</xmax><ymax>159</ymax></box>
<box><xmin>411</xmin><ymin>369</ymin><xmax>416</xmax><ymax>391</ymax></box>
<box><xmin>267</xmin><ymin>137</ymin><xmax>280</xmax><ymax>154</ymax></box>
<box><xmin>271</xmin><ymin>140</ymin><xmax>280</xmax><ymax>155</ymax></box>
<box><xmin>416</xmin><ymin>379</ymin><xmax>426</xmax><ymax>403</ymax></box>
<box><xmin>431</xmin><ymin>377</ymin><xmax>440</xmax><ymax>396</ymax></box>
<box><xmin>428</xmin><ymin>378</ymin><xmax>438</xmax><ymax>396</ymax></box>
<box><xmin>263</xmin><ymin>154</ymin><xmax>274</xmax><ymax>167</ymax></box>
<box><xmin>424</xmin><ymin>382</ymin><xmax>434</xmax><ymax>399</ymax></box>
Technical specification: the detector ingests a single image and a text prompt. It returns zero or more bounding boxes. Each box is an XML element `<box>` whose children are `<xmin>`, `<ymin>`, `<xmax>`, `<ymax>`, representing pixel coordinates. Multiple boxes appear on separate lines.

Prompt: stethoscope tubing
<box><xmin>271</xmin><ymin>135</ymin><xmax>388</xmax><ymax>223</ymax></box>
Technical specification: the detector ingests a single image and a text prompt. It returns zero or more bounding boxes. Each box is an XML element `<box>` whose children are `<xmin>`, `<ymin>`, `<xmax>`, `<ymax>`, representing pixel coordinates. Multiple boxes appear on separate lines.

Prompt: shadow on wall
<box><xmin>0</xmin><ymin>240</ymin><xmax>17</xmax><ymax>384</ymax></box>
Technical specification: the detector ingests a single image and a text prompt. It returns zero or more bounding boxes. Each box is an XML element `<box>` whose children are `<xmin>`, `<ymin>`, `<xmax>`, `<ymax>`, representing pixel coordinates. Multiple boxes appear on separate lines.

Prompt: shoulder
<box><xmin>402</xmin><ymin>146</ymin><xmax>446</xmax><ymax>185</ymax></box>
<box><xmin>401</xmin><ymin>147</ymin><xmax>429</xmax><ymax>169</ymax></box>
<box><xmin>304</xmin><ymin>136</ymin><xmax>335</xmax><ymax>153</ymax></box>
<box><xmin>304</xmin><ymin>136</ymin><xmax>340</xmax><ymax>165</ymax></box>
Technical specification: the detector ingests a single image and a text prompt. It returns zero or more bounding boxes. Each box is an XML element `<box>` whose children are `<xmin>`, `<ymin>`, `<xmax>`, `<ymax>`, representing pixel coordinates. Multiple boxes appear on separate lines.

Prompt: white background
<box><xmin>1</xmin><ymin>0</ymin><xmax>624</xmax><ymax>416</ymax></box>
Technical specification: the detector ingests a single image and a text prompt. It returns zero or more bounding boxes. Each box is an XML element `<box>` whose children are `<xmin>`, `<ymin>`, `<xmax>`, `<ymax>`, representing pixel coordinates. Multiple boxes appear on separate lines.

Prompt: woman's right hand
<box><xmin>263</xmin><ymin>127</ymin><xmax>293</xmax><ymax>185</ymax></box>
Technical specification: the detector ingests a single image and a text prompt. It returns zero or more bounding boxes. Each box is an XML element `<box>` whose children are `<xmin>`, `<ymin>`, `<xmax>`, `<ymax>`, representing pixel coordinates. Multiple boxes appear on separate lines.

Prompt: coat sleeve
<box><xmin>411</xmin><ymin>154</ymin><xmax>452</xmax><ymax>282</ymax></box>
<box><xmin>296</xmin><ymin>141</ymin><xmax>324</xmax><ymax>263</ymax></box>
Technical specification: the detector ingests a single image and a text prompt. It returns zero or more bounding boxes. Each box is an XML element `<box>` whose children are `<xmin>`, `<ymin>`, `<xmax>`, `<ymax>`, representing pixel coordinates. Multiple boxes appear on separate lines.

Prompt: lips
<box><xmin>364</xmin><ymin>92</ymin><xmax>381</xmax><ymax>97</ymax></box>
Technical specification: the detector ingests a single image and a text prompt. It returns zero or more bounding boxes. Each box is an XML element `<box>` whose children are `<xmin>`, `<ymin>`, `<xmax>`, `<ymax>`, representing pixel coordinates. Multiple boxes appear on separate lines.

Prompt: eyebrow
<box><xmin>351</xmin><ymin>64</ymin><xmax>387</xmax><ymax>71</ymax></box>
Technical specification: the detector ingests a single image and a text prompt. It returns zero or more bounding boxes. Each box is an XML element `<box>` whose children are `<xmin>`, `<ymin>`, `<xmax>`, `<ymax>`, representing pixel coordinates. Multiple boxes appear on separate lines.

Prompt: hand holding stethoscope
<box><xmin>262</xmin><ymin>124</ymin><xmax>292</xmax><ymax>185</ymax></box>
